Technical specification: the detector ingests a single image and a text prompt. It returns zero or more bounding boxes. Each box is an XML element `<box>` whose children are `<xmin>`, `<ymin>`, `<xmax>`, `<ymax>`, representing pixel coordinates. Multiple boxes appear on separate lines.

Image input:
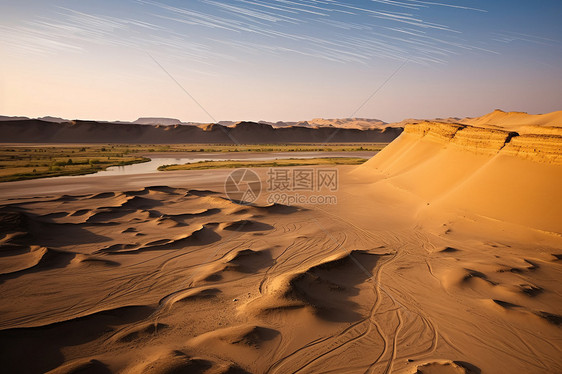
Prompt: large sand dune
<box><xmin>0</xmin><ymin>111</ymin><xmax>561</xmax><ymax>373</ymax></box>
<box><xmin>358</xmin><ymin>115</ymin><xmax>562</xmax><ymax>233</ymax></box>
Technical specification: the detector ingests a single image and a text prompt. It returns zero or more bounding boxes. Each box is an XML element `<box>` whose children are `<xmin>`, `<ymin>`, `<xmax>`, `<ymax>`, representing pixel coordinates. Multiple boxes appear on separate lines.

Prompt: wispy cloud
<box><xmin>1</xmin><ymin>0</ymin><xmax>493</xmax><ymax>65</ymax></box>
<box><xmin>491</xmin><ymin>31</ymin><xmax>562</xmax><ymax>47</ymax></box>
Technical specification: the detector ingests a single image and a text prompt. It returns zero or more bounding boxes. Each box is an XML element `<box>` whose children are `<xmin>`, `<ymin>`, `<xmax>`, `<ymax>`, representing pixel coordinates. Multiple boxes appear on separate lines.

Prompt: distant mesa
<box><xmin>299</xmin><ymin>117</ymin><xmax>388</xmax><ymax>130</ymax></box>
<box><xmin>258</xmin><ymin>120</ymin><xmax>299</xmax><ymax>128</ymax></box>
<box><xmin>37</xmin><ymin>116</ymin><xmax>69</xmax><ymax>123</ymax></box>
<box><xmin>0</xmin><ymin>115</ymin><xmax>30</xmax><ymax>121</ymax></box>
<box><xmin>0</xmin><ymin>117</ymin><xmax>403</xmax><ymax>144</ymax></box>
<box><xmin>132</xmin><ymin>117</ymin><xmax>183</xmax><ymax>126</ymax></box>
<box><xmin>0</xmin><ymin>115</ymin><xmax>70</xmax><ymax>123</ymax></box>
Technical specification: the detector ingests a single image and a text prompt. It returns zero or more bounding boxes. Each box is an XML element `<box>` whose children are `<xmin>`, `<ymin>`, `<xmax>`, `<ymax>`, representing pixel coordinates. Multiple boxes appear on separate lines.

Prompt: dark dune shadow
<box><xmin>0</xmin><ymin>208</ymin><xmax>113</xmax><ymax>247</ymax></box>
<box><xmin>535</xmin><ymin>311</ymin><xmax>562</xmax><ymax>326</ymax></box>
<box><xmin>492</xmin><ymin>299</ymin><xmax>520</xmax><ymax>309</ymax></box>
<box><xmin>49</xmin><ymin>359</ymin><xmax>112</xmax><ymax>374</ymax></box>
<box><xmin>440</xmin><ymin>246</ymin><xmax>460</xmax><ymax>253</ymax></box>
<box><xmin>30</xmin><ymin>220</ymin><xmax>114</xmax><ymax>247</ymax></box>
<box><xmin>102</xmin><ymin>226</ymin><xmax>222</xmax><ymax>255</ymax></box>
<box><xmin>0</xmin><ymin>248</ymin><xmax>76</xmax><ymax>284</ymax></box>
<box><xmin>186</xmin><ymin>189</ymin><xmax>220</xmax><ymax>197</ymax></box>
<box><xmin>287</xmin><ymin>251</ymin><xmax>384</xmax><ymax>322</ymax></box>
<box><xmin>222</xmin><ymin>219</ymin><xmax>274</xmax><ymax>232</ymax></box>
<box><xmin>149</xmin><ymin>207</ymin><xmax>222</xmax><ymax>222</ymax></box>
<box><xmin>0</xmin><ymin>243</ymin><xmax>30</xmax><ymax>258</ymax></box>
<box><xmin>453</xmin><ymin>360</ymin><xmax>481</xmax><ymax>374</ymax></box>
<box><xmin>226</xmin><ymin>249</ymin><xmax>274</xmax><ymax>273</ymax></box>
<box><xmin>0</xmin><ymin>305</ymin><xmax>154</xmax><ymax>374</ymax></box>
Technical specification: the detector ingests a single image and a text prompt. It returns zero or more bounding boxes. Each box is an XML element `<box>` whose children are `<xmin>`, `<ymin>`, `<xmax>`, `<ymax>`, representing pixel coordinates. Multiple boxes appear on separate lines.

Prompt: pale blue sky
<box><xmin>1</xmin><ymin>0</ymin><xmax>561</xmax><ymax>122</ymax></box>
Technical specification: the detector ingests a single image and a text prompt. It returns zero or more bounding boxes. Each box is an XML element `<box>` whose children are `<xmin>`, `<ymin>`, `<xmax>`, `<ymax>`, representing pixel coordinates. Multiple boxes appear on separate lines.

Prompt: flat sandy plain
<box><xmin>0</xmin><ymin>110</ymin><xmax>561</xmax><ymax>374</ymax></box>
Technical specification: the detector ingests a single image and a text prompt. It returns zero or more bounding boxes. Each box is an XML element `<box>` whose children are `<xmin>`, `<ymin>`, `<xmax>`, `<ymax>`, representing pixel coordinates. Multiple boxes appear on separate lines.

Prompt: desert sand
<box><xmin>0</xmin><ymin>110</ymin><xmax>561</xmax><ymax>373</ymax></box>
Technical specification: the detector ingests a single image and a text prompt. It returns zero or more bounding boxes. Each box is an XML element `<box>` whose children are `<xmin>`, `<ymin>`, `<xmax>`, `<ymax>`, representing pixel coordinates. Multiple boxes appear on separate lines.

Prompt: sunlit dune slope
<box><xmin>460</xmin><ymin>109</ymin><xmax>562</xmax><ymax>133</ymax></box>
<box><xmin>357</xmin><ymin>111</ymin><xmax>562</xmax><ymax>233</ymax></box>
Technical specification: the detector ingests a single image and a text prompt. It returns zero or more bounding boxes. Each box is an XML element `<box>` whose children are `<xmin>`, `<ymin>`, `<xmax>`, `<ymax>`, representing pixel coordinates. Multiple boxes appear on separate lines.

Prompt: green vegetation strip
<box><xmin>0</xmin><ymin>145</ymin><xmax>150</xmax><ymax>182</ymax></box>
<box><xmin>158</xmin><ymin>157</ymin><xmax>367</xmax><ymax>171</ymax></box>
<box><xmin>0</xmin><ymin>143</ymin><xmax>385</xmax><ymax>182</ymax></box>
<box><xmin>141</xmin><ymin>144</ymin><xmax>386</xmax><ymax>153</ymax></box>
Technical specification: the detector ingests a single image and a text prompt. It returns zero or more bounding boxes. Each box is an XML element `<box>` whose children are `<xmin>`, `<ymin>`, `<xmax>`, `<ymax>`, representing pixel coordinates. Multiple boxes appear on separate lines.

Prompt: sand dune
<box><xmin>0</xmin><ymin>111</ymin><xmax>561</xmax><ymax>373</ymax></box>
<box><xmin>358</xmin><ymin>115</ymin><xmax>562</xmax><ymax>233</ymax></box>
<box><xmin>294</xmin><ymin>118</ymin><xmax>388</xmax><ymax>130</ymax></box>
<box><xmin>460</xmin><ymin>109</ymin><xmax>562</xmax><ymax>132</ymax></box>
